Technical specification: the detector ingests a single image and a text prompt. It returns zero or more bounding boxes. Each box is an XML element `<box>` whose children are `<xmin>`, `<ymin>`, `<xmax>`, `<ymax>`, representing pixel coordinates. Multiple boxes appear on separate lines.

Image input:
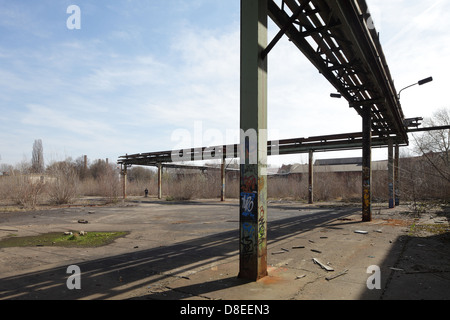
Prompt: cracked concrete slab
<box><xmin>0</xmin><ymin>198</ymin><xmax>449</xmax><ymax>300</ymax></box>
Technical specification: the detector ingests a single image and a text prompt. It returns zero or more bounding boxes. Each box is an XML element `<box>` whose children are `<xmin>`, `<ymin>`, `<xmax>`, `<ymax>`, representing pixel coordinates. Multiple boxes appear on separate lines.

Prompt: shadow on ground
<box><xmin>359</xmin><ymin>205</ymin><xmax>450</xmax><ymax>300</ymax></box>
<box><xmin>0</xmin><ymin>206</ymin><xmax>359</xmax><ymax>300</ymax></box>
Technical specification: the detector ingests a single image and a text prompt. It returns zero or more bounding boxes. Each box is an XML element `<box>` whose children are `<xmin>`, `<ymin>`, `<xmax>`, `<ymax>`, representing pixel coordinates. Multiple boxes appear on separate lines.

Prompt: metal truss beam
<box><xmin>156</xmin><ymin>163</ymin><xmax>238</xmax><ymax>172</ymax></box>
<box><xmin>407</xmin><ymin>125</ymin><xmax>450</xmax><ymax>133</ymax></box>
<box><xmin>267</xmin><ymin>0</ymin><xmax>408</xmax><ymax>143</ymax></box>
<box><xmin>117</xmin><ymin>131</ymin><xmax>405</xmax><ymax>167</ymax></box>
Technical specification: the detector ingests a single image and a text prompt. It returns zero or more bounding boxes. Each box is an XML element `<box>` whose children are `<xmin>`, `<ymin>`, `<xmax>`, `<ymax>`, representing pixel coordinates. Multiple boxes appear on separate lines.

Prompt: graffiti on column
<box><xmin>240</xmin><ymin>163</ymin><xmax>258</xmax><ymax>261</ymax></box>
<box><xmin>241</xmin><ymin>192</ymin><xmax>256</xmax><ymax>219</ymax></box>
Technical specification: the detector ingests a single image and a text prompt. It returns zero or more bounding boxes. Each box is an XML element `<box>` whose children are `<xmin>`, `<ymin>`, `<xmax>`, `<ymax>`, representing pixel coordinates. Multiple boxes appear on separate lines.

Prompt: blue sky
<box><xmin>0</xmin><ymin>0</ymin><xmax>448</xmax><ymax>168</ymax></box>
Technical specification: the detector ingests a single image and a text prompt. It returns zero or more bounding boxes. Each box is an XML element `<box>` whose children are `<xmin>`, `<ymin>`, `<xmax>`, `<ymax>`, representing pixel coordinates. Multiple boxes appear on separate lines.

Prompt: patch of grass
<box><xmin>0</xmin><ymin>206</ymin><xmax>24</xmax><ymax>213</ymax></box>
<box><xmin>0</xmin><ymin>231</ymin><xmax>128</xmax><ymax>248</ymax></box>
<box><xmin>409</xmin><ymin>223</ymin><xmax>449</xmax><ymax>236</ymax></box>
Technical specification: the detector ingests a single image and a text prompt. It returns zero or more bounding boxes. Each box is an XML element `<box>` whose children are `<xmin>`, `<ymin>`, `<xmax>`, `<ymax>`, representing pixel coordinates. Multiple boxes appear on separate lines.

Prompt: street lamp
<box><xmin>398</xmin><ymin>76</ymin><xmax>433</xmax><ymax>99</ymax></box>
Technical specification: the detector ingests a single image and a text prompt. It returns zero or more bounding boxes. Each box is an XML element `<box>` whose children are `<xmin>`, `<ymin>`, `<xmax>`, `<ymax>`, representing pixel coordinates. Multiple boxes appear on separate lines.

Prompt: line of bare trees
<box><xmin>0</xmin><ymin>153</ymin><xmax>121</xmax><ymax>208</ymax></box>
<box><xmin>154</xmin><ymin>109</ymin><xmax>449</xmax><ymax>203</ymax></box>
<box><xmin>400</xmin><ymin>108</ymin><xmax>450</xmax><ymax>206</ymax></box>
<box><xmin>0</xmin><ymin>109</ymin><xmax>448</xmax><ymax>209</ymax></box>
<box><xmin>0</xmin><ymin>150</ymin><xmax>447</xmax><ymax>209</ymax></box>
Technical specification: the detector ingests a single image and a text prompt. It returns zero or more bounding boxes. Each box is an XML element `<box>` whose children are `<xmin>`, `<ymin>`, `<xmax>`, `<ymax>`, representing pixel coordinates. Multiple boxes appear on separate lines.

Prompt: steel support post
<box><xmin>122</xmin><ymin>164</ymin><xmax>127</xmax><ymax>200</ymax></box>
<box><xmin>308</xmin><ymin>150</ymin><xmax>314</xmax><ymax>204</ymax></box>
<box><xmin>221</xmin><ymin>157</ymin><xmax>226</xmax><ymax>202</ymax></box>
<box><xmin>157</xmin><ymin>163</ymin><xmax>162</xmax><ymax>200</ymax></box>
<box><xmin>238</xmin><ymin>0</ymin><xmax>268</xmax><ymax>281</ymax></box>
<box><xmin>388</xmin><ymin>138</ymin><xmax>395</xmax><ymax>208</ymax></box>
<box><xmin>362</xmin><ymin>106</ymin><xmax>372</xmax><ymax>222</ymax></box>
<box><xmin>394</xmin><ymin>144</ymin><xmax>400</xmax><ymax>206</ymax></box>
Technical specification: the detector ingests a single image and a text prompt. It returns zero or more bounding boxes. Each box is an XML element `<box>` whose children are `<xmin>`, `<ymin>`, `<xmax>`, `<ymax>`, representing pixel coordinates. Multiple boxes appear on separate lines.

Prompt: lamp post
<box><xmin>398</xmin><ymin>76</ymin><xmax>433</xmax><ymax>99</ymax></box>
<box><xmin>395</xmin><ymin>77</ymin><xmax>432</xmax><ymax>209</ymax></box>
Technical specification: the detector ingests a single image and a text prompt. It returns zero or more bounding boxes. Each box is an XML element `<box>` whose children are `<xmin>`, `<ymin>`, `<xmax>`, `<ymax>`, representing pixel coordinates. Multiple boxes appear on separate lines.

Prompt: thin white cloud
<box><xmin>82</xmin><ymin>55</ymin><xmax>169</xmax><ymax>92</ymax></box>
<box><xmin>0</xmin><ymin>0</ymin><xmax>448</xmax><ymax>167</ymax></box>
<box><xmin>373</xmin><ymin>0</ymin><xmax>450</xmax><ymax>121</ymax></box>
<box><xmin>136</xmin><ymin>24</ymin><xmax>241</xmax><ymax>129</ymax></box>
<box><xmin>21</xmin><ymin>104</ymin><xmax>115</xmax><ymax>137</ymax></box>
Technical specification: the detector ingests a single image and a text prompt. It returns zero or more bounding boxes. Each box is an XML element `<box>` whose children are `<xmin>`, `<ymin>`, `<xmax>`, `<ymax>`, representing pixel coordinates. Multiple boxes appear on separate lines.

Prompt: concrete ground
<box><xmin>0</xmin><ymin>198</ymin><xmax>449</xmax><ymax>301</ymax></box>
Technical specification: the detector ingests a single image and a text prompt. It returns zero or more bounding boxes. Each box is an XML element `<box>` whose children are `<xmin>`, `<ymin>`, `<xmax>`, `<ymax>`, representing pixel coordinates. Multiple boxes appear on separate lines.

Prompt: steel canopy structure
<box><xmin>267</xmin><ymin>0</ymin><xmax>408</xmax><ymax>144</ymax></box>
<box><xmin>118</xmin><ymin>0</ymin><xmax>420</xmax><ymax>281</ymax></box>
<box><xmin>117</xmin><ymin>132</ymin><xmax>404</xmax><ymax>167</ymax></box>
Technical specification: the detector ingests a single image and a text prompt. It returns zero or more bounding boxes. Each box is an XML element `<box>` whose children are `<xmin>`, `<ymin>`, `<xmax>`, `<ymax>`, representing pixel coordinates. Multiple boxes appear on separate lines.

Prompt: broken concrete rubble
<box><xmin>312</xmin><ymin>258</ymin><xmax>334</xmax><ymax>271</ymax></box>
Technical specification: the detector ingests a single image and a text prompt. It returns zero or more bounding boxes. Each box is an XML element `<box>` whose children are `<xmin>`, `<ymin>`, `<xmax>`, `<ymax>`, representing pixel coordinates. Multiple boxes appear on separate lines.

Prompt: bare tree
<box><xmin>31</xmin><ymin>139</ymin><xmax>44</xmax><ymax>174</ymax></box>
<box><xmin>47</xmin><ymin>159</ymin><xmax>79</xmax><ymax>204</ymax></box>
<box><xmin>413</xmin><ymin>108</ymin><xmax>450</xmax><ymax>183</ymax></box>
<box><xmin>4</xmin><ymin>160</ymin><xmax>44</xmax><ymax>209</ymax></box>
<box><xmin>74</xmin><ymin>155</ymin><xmax>91</xmax><ymax>180</ymax></box>
<box><xmin>97</xmin><ymin>163</ymin><xmax>121</xmax><ymax>202</ymax></box>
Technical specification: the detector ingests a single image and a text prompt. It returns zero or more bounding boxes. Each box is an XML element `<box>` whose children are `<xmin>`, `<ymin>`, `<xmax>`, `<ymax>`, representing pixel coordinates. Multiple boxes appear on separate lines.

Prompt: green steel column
<box><xmin>157</xmin><ymin>163</ymin><xmax>162</xmax><ymax>200</ymax></box>
<box><xmin>388</xmin><ymin>138</ymin><xmax>395</xmax><ymax>208</ymax></box>
<box><xmin>308</xmin><ymin>150</ymin><xmax>314</xmax><ymax>204</ymax></box>
<box><xmin>122</xmin><ymin>164</ymin><xmax>127</xmax><ymax>200</ymax></box>
<box><xmin>394</xmin><ymin>144</ymin><xmax>400</xmax><ymax>206</ymax></box>
<box><xmin>221</xmin><ymin>156</ymin><xmax>226</xmax><ymax>202</ymax></box>
<box><xmin>362</xmin><ymin>106</ymin><xmax>372</xmax><ymax>222</ymax></box>
<box><xmin>239</xmin><ymin>0</ymin><xmax>268</xmax><ymax>281</ymax></box>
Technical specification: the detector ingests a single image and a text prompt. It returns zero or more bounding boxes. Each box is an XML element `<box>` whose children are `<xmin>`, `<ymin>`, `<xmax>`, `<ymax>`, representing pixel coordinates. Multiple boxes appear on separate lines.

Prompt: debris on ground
<box><xmin>326</xmin><ymin>269</ymin><xmax>348</xmax><ymax>281</ymax></box>
<box><xmin>313</xmin><ymin>258</ymin><xmax>334</xmax><ymax>271</ymax></box>
<box><xmin>390</xmin><ymin>267</ymin><xmax>404</xmax><ymax>271</ymax></box>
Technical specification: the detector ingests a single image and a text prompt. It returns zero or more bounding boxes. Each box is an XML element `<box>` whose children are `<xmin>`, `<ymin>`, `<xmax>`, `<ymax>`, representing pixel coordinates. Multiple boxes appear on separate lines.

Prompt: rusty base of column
<box><xmin>238</xmin><ymin>261</ymin><xmax>268</xmax><ymax>281</ymax></box>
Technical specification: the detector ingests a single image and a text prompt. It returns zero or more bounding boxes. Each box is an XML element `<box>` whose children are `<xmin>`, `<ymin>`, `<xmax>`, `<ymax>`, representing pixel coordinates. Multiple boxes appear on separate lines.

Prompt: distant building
<box><xmin>315</xmin><ymin>157</ymin><xmax>362</xmax><ymax>166</ymax></box>
<box><xmin>0</xmin><ymin>171</ymin><xmax>9</xmax><ymax>178</ymax></box>
<box><xmin>277</xmin><ymin>157</ymin><xmax>387</xmax><ymax>175</ymax></box>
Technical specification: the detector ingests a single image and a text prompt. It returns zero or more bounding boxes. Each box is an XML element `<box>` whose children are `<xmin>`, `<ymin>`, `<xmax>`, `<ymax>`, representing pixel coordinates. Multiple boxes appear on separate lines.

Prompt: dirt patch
<box><xmin>171</xmin><ymin>221</ymin><xmax>191</xmax><ymax>224</ymax></box>
<box><xmin>381</xmin><ymin>218</ymin><xmax>414</xmax><ymax>227</ymax></box>
<box><xmin>259</xmin><ymin>267</ymin><xmax>289</xmax><ymax>285</ymax></box>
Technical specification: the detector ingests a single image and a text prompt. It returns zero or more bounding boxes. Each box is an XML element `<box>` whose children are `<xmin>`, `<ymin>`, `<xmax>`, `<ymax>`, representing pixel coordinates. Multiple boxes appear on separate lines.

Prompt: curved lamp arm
<box><xmin>398</xmin><ymin>76</ymin><xmax>433</xmax><ymax>99</ymax></box>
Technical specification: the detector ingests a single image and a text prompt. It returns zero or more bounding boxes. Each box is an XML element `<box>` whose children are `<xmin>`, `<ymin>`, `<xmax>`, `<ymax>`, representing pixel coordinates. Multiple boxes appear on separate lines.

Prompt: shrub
<box><xmin>47</xmin><ymin>162</ymin><xmax>79</xmax><ymax>205</ymax></box>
